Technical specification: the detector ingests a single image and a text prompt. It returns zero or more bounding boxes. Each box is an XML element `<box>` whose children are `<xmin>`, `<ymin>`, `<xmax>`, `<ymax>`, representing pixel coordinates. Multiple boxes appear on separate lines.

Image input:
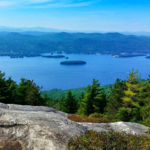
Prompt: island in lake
<box><xmin>42</xmin><ymin>55</ymin><xmax>65</xmax><ymax>58</ymax></box>
<box><xmin>145</xmin><ymin>56</ymin><xmax>150</xmax><ymax>59</ymax></box>
<box><xmin>60</xmin><ymin>60</ymin><xmax>86</xmax><ymax>65</ymax></box>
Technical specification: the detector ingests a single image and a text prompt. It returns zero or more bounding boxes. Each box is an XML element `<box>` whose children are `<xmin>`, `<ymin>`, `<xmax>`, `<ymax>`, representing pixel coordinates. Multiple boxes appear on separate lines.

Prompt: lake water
<box><xmin>0</xmin><ymin>54</ymin><xmax>150</xmax><ymax>91</ymax></box>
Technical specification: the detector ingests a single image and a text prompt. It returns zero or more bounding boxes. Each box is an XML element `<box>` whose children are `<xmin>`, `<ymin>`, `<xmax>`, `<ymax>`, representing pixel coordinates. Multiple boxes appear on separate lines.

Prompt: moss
<box><xmin>66</xmin><ymin>130</ymin><xmax>150</xmax><ymax>150</ymax></box>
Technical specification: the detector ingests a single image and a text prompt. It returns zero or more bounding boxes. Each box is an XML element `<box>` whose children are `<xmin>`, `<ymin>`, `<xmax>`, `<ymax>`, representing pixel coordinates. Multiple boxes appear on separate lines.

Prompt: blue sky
<box><xmin>0</xmin><ymin>0</ymin><xmax>150</xmax><ymax>32</ymax></box>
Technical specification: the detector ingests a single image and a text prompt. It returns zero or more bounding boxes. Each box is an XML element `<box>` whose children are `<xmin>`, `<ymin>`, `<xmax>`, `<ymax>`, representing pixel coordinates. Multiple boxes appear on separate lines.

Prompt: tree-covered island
<box><xmin>145</xmin><ymin>56</ymin><xmax>150</xmax><ymax>59</ymax></box>
<box><xmin>42</xmin><ymin>55</ymin><xmax>65</xmax><ymax>58</ymax></box>
<box><xmin>60</xmin><ymin>60</ymin><xmax>86</xmax><ymax>65</ymax></box>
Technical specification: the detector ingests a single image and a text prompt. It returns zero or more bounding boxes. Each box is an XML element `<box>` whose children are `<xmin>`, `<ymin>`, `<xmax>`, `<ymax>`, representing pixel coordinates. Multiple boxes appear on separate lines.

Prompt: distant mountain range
<box><xmin>0</xmin><ymin>32</ymin><xmax>150</xmax><ymax>56</ymax></box>
<box><xmin>0</xmin><ymin>26</ymin><xmax>61</xmax><ymax>33</ymax></box>
<box><xmin>0</xmin><ymin>26</ymin><xmax>150</xmax><ymax>36</ymax></box>
<box><xmin>122</xmin><ymin>31</ymin><xmax>150</xmax><ymax>37</ymax></box>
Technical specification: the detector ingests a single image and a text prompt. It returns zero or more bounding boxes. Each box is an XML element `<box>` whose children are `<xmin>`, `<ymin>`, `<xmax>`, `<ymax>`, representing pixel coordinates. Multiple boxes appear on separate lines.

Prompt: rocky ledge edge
<box><xmin>0</xmin><ymin>102</ymin><xmax>149</xmax><ymax>150</ymax></box>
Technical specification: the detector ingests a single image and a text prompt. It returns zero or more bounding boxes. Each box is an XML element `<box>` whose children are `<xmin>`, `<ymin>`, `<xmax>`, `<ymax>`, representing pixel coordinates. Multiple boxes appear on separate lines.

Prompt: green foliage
<box><xmin>115</xmin><ymin>107</ymin><xmax>132</xmax><ymax>121</ymax></box>
<box><xmin>122</xmin><ymin>69</ymin><xmax>141</xmax><ymax>108</ymax></box>
<box><xmin>58</xmin><ymin>90</ymin><xmax>78</xmax><ymax>113</ymax></box>
<box><xmin>43</xmin><ymin>93</ymin><xmax>59</xmax><ymax>108</ymax></box>
<box><xmin>0</xmin><ymin>71</ymin><xmax>17</xmax><ymax>104</ymax></box>
<box><xmin>16</xmin><ymin>78</ymin><xmax>45</xmax><ymax>106</ymax></box>
<box><xmin>127</xmin><ymin>69</ymin><xmax>141</xmax><ymax>84</ymax></box>
<box><xmin>77</xmin><ymin>79</ymin><xmax>107</xmax><ymax>116</ymax></box>
<box><xmin>140</xmin><ymin>76</ymin><xmax>150</xmax><ymax>126</ymax></box>
<box><xmin>41</xmin><ymin>88</ymin><xmax>86</xmax><ymax>100</ymax></box>
<box><xmin>106</xmin><ymin>79</ymin><xmax>126</xmax><ymax>120</ymax></box>
<box><xmin>77</xmin><ymin>91</ymin><xmax>92</xmax><ymax>115</ymax></box>
<box><xmin>41</xmin><ymin>84</ymin><xmax>111</xmax><ymax>101</ymax></box>
<box><xmin>117</xmin><ymin>69</ymin><xmax>144</xmax><ymax>122</ymax></box>
<box><xmin>66</xmin><ymin>130</ymin><xmax>150</xmax><ymax>150</ymax></box>
<box><xmin>0</xmin><ymin>71</ymin><xmax>45</xmax><ymax>106</ymax></box>
<box><xmin>89</xmin><ymin>113</ymin><xmax>104</xmax><ymax>119</ymax></box>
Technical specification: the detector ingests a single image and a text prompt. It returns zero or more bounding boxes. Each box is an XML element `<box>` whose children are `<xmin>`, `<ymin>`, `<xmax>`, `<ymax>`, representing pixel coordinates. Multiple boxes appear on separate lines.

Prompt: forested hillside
<box><xmin>0</xmin><ymin>32</ymin><xmax>150</xmax><ymax>56</ymax></box>
<box><xmin>41</xmin><ymin>84</ymin><xmax>111</xmax><ymax>100</ymax></box>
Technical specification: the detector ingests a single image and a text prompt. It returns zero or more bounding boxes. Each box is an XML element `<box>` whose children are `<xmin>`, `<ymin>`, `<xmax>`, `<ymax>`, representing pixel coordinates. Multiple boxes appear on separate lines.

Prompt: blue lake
<box><xmin>0</xmin><ymin>54</ymin><xmax>150</xmax><ymax>91</ymax></box>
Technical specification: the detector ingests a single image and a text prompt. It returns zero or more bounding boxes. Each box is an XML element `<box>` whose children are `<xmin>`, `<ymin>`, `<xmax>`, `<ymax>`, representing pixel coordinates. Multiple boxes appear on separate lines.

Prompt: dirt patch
<box><xmin>0</xmin><ymin>141</ymin><xmax>23</xmax><ymax>150</ymax></box>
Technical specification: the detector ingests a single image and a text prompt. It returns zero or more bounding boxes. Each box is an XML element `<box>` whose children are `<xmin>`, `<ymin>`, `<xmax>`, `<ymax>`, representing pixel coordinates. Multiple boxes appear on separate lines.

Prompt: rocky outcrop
<box><xmin>79</xmin><ymin>122</ymin><xmax>149</xmax><ymax>135</ymax></box>
<box><xmin>0</xmin><ymin>103</ymin><xmax>149</xmax><ymax>150</ymax></box>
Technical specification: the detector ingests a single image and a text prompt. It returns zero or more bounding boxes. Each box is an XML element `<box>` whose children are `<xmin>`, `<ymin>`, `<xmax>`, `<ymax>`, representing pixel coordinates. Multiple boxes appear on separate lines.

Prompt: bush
<box><xmin>68</xmin><ymin>115</ymin><xmax>110</xmax><ymax>123</ymax></box>
<box><xmin>89</xmin><ymin>113</ymin><xmax>105</xmax><ymax>119</ymax></box>
<box><xmin>66</xmin><ymin>130</ymin><xmax>150</xmax><ymax>150</ymax></box>
<box><xmin>115</xmin><ymin>107</ymin><xmax>132</xmax><ymax>121</ymax></box>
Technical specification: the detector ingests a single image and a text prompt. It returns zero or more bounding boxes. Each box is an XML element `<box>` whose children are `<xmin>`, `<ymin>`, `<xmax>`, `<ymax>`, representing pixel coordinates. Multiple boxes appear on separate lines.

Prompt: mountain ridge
<box><xmin>0</xmin><ymin>32</ymin><xmax>150</xmax><ymax>55</ymax></box>
<box><xmin>1</xmin><ymin>26</ymin><xmax>150</xmax><ymax>36</ymax></box>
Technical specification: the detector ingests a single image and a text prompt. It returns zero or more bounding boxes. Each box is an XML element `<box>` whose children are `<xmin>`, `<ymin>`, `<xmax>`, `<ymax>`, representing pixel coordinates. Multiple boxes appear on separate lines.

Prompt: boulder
<box><xmin>0</xmin><ymin>103</ymin><xmax>149</xmax><ymax>150</ymax></box>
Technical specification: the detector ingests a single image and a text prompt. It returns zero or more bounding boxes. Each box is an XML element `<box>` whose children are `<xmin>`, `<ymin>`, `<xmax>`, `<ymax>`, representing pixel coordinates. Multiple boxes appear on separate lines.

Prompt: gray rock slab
<box><xmin>0</xmin><ymin>103</ymin><xmax>149</xmax><ymax>150</ymax></box>
<box><xmin>7</xmin><ymin>103</ymin><xmax>68</xmax><ymax>117</ymax></box>
<box><xmin>79</xmin><ymin>122</ymin><xmax>149</xmax><ymax>135</ymax></box>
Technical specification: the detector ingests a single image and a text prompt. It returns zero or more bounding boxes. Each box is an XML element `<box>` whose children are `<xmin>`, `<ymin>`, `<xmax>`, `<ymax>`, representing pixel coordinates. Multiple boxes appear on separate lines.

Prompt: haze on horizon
<box><xmin>0</xmin><ymin>0</ymin><xmax>150</xmax><ymax>32</ymax></box>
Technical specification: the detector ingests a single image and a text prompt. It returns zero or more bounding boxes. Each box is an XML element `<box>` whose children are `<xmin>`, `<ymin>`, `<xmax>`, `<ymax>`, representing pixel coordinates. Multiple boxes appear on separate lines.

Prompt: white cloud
<box><xmin>33</xmin><ymin>1</ymin><xmax>91</xmax><ymax>8</ymax></box>
<box><xmin>0</xmin><ymin>1</ymin><xmax>17</xmax><ymax>7</ymax></box>
<box><xmin>0</xmin><ymin>0</ymin><xmax>92</xmax><ymax>8</ymax></box>
<box><xmin>27</xmin><ymin>0</ymin><xmax>54</xmax><ymax>4</ymax></box>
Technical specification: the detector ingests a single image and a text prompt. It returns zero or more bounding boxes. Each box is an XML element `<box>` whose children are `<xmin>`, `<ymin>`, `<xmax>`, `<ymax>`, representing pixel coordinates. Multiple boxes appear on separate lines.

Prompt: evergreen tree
<box><xmin>43</xmin><ymin>93</ymin><xmax>59</xmax><ymax>108</ymax></box>
<box><xmin>0</xmin><ymin>71</ymin><xmax>7</xmax><ymax>102</ymax></box>
<box><xmin>16</xmin><ymin>78</ymin><xmax>45</xmax><ymax>106</ymax></box>
<box><xmin>59</xmin><ymin>90</ymin><xmax>77</xmax><ymax>113</ymax></box>
<box><xmin>140</xmin><ymin>76</ymin><xmax>150</xmax><ymax>126</ymax></box>
<box><xmin>106</xmin><ymin>78</ymin><xmax>126</xmax><ymax>120</ymax></box>
<box><xmin>122</xmin><ymin>69</ymin><xmax>141</xmax><ymax>108</ymax></box>
<box><xmin>116</xmin><ymin>69</ymin><xmax>144</xmax><ymax>122</ymax></box>
<box><xmin>4</xmin><ymin>77</ymin><xmax>17</xmax><ymax>104</ymax></box>
<box><xmin>77</xmin><ymin>79</ymin><xmax>107</xmax><ymax>116</ymax></box>
<box><xmin>58</xmin><ymin>96</ymin><xmax>66</xmax><ymax>111</ymax></box>
<box><xmin>0</xmin><ymin>72</ymin><xmax>17</xmax><ymax>104</ymax></box>
<box><xmin>94</xmin><ymin>88</ymin><xmax>107</xmax><ymax>113</ymax></box>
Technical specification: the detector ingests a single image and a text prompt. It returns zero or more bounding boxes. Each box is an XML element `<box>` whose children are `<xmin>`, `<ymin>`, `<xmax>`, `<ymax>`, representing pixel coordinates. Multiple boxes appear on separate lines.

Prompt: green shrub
<box><xmin>89</xmin><ymin>113</ymin><xmax>104</xmax><ymax>119</ymax></box>
<box><xmin>66</xmin><ymin>130</ymin><xmax>150</xmax><ymax>150</ymax></box>
<box><xmin>115</xmin><ymin>107</ymin><xmax>132</xmax><ymax>121</ymax></box>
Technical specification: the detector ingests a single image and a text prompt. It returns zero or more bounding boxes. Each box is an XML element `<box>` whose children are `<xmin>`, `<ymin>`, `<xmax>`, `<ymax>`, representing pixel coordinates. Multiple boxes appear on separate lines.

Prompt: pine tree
<box><xmin>59</xmin><ymin>90</ymin><xmax>77</xmax><ymax>113</ymax></box>
<box><xmin>140</xmin><ymin>76</ymin><xmax>150</xmax><ymax>126</ymax></box>
<box><xmin>77</xmin><ymin>79</ymin><xmax>107</xmax><ymax>116</ymax></box>
<box><xmin>122</xmin><ymin>69</ymin><xmax>142</xmax><ymax>108</ymax></box>
<box><xmin>16</xmin><ymin>78</ymin><xmax>45</xmax><ymax>105</ymax></box>
<box><xmin>0</xmin><ymin>71</ymin><xmax>7</xmax><ymax>102</ymax></box>
<box><xmin>0</xmin><ymin>72</ymin><xmax>17</xmax><ymax>104</ymax></box>
<box><xmin>4</xmin><ymin>77</ymin><xmax>17</xmax><ymax>104</ymax></box>
<box><xmin>116</xmin><ymin>69</ymin><xmax>144</xmax><ymax>122</ymax></box>
<box><xmin>106</xmin><ymin>78</ymin><xmax>126</xmax><ymax>120</ymax></box>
